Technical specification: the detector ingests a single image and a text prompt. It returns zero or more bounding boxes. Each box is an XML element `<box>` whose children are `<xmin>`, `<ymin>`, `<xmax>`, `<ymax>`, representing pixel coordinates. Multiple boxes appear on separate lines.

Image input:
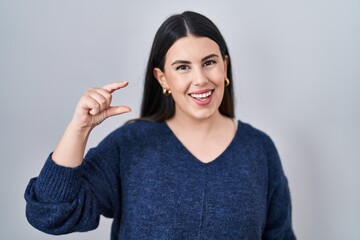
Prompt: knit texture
<box><xmin>25</xmin><ymin>120</ymin><xmax>296</xmax><ymax>239</ymax></box>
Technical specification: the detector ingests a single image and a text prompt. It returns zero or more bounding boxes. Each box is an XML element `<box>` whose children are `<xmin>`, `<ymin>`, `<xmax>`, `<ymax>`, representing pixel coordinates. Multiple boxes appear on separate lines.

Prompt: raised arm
<box><xmin>52</xmin><ymin>81</ymin><xmax>131</xmax><ymax>167</ymax></box>
<box><xmin>25</xmin><ymin>81</ymin><xmax>131</xmax><ymax>235</ymax></box>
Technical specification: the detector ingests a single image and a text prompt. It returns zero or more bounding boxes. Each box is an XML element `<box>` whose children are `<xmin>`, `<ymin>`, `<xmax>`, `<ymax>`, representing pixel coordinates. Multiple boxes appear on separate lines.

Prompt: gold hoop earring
<box><xmin>163</xmin><ymin>88</ymin><xmax>171</xmax><ymax>96</ymax></box>
<box><xmin>225</xmin><ymin>78</ymin><xmax>230</xmax><ymax>87</ymax></box>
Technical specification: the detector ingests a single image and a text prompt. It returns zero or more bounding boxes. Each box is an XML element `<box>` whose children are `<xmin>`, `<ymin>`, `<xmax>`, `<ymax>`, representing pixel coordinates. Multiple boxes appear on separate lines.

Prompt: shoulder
<box><xmin>117</xmin><ymin>120</ymin><xmax>164</xmax><ymax>136</ymax></box>
<box><xmin>238</xmin><ymin>120</ymin><xmax>287</xmax><ymax>184</ymax></box>
<box><xmin>237</xmin><ymin>120</ymin><xmax>277</xmax><ymax>152</ymax></box>
<box><xmin>103</xmin><ymin>120</ymin><xmax>166</xmax><ymax>144</ymax></box>
<box><xmin>237</xmin><ymin>120</ymin><xmax>284</xmax><ymax>170</ymax></box>
<box><xmin>91</xmin><ymin>120</ymin><xmax>166</xmax><ymax>156</ymax></box>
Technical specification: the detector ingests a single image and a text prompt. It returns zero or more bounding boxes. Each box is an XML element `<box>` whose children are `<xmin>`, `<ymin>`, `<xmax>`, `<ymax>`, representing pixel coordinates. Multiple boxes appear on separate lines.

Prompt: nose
<box><xmin>193</xmin><ymin>68</ymin><xmax>208</xmax><ymax>86</ymax></box>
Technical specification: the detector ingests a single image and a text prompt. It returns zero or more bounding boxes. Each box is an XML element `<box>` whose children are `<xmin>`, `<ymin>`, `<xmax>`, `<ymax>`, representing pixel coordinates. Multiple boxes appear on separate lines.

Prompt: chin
<box><xmin>189</xmin><ymin>109</ymin><xmax>220</xmax><ymax>121</ymax></box>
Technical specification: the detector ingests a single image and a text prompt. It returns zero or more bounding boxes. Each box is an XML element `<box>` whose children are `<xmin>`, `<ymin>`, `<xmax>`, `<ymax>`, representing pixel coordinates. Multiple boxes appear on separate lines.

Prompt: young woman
<box><xmin>25</xmin><ymin>11</ymin><xmax>296</xmax><ymax>239</ymax></box>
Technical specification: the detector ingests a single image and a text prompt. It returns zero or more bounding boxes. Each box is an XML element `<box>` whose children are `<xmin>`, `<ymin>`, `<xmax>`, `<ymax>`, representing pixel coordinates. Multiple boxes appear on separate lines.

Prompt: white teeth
<box><xmin>190</xmin><ymin>91</ymin><xmax>212</xmax><ymax>99</ymax></box>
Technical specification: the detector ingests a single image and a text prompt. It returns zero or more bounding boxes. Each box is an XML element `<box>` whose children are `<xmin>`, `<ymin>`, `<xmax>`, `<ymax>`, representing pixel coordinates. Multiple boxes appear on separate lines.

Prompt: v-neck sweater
<box><xmin>25</xmin><ymin>120</ymin><xmax>296</xmax><ymax>239</ymax></box>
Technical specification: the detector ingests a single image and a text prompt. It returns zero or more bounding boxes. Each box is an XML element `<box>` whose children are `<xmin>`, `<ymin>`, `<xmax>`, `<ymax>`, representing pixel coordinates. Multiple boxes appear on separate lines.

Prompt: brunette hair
<box><xmin>140</xmin><ymin>11</ymin><xmax>234</xmax><ymax>121</ymax></box>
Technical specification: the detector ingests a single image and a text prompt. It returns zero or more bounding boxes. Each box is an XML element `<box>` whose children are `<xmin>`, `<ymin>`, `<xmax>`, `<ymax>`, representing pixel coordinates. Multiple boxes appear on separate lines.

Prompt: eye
<box><xmin>175</xmin><ymin>65</ymin><xmax>190</xmax><ymax>71</ymax></box>
<box><xmin>203</xmin><ymin>60</ymin><xmax>216</xmax><ymax>67</ymax></box>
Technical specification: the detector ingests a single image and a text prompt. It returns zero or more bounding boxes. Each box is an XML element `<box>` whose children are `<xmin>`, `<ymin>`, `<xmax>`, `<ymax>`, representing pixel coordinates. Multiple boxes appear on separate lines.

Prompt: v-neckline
<box><xmin>162</xmin><ymin>120</ymin><xmax>240</xmax><ymax>166</ymax></box>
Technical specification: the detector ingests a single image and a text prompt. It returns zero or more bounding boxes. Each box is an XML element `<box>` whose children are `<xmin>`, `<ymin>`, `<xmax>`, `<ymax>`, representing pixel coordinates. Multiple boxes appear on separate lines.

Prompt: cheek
<box><xmin>166</xmin><ymin>75</ymin><xmax>190</xmax><ymax>92</ymax></box>
<box><xmin>210</xmin><ymin>64</ymin><xmax>226</xmax><ymax>79</ymax></box>
<box><xmin>212</xmin><ymin>70</ymin><xmax>226</xmax><ymax>84</ymax></box>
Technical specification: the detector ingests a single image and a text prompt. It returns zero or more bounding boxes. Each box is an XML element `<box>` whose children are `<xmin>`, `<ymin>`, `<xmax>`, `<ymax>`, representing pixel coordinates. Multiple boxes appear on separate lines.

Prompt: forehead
<box><xmin>165</xmin><ymin>36</ymin><xmax>221</xmax><ymax>63</ymax></box>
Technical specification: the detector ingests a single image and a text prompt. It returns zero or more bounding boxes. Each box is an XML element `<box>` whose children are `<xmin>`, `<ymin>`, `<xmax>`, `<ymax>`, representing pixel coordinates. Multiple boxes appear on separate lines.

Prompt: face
<box><xmin>154</xmin><ymin>35</ymin><xmax>228</xmax><ymax>121</ymax></box>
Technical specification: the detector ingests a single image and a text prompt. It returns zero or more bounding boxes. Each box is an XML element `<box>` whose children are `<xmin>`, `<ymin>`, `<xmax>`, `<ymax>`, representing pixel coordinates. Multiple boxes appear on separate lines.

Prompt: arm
<box><xmin>261</xmin><ymin>135</ymin><xmax>296</xmax><ymax>240</ymax></box>
<box><xmin>53</xmin><ymin>81</ymin><xmax>131</xmax><ymax>167</ymax></box>
<box><xmin>24</xmin><ymin>82</ymin><xmax>131</xmax><ymax>235</ymax></box>
<box><xmin>262</xmin><ymin>176</ymin><xmax>296</xmax><ymax>239</ymax></box>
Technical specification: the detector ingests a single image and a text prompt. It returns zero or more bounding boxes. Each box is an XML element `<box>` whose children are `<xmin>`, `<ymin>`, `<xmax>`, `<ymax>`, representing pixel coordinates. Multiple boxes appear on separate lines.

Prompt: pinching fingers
<box><xmin>102</xmin><ymin>81</ymin><xmax>129</xmax><ymax>93</ymax></box>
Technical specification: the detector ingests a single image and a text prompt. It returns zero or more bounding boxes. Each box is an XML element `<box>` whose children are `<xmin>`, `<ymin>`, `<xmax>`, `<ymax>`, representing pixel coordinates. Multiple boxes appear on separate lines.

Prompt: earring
<box><xmin>163</xmin><ymin>88</ymin><xmax>171</xmax><ymax>96</ymax></box>
<box><xmin>225</xmin><ymin>78</ymin><xmax>230</xmax><ymax>87</ymax></box>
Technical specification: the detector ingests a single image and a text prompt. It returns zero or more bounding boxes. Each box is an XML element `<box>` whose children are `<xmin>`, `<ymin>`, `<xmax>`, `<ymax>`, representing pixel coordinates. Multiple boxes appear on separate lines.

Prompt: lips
<box><xmin>189</xmin><ymin>90</ymin><xmax>213</xmax><ymax>100</ymax></box>
<box><xmin>188</xmin><ymin>89</ymin><xmax>214</xmax><ymax>106</ymax></box>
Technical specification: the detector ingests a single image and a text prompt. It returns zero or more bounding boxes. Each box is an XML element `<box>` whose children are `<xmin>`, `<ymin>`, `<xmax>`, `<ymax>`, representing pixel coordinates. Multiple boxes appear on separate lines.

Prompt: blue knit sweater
<box><xmin>25</xmin><ymin>120</ymin><xmax>295</xmax><ymax>239</ymax></box>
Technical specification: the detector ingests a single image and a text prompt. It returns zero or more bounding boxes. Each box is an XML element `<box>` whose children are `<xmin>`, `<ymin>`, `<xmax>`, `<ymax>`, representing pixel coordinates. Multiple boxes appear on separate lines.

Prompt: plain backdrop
<box><xmin>0</xmin><ymin>0</ymin><xmax>359</xmax><ymax>239</ymax></box>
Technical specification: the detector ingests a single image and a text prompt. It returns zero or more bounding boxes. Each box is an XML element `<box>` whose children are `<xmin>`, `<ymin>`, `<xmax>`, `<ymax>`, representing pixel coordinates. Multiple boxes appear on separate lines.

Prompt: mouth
<box><xmin>189</xmin><ymin>90</ymin><xmax>213</xmax><ymax>101</ymax></box>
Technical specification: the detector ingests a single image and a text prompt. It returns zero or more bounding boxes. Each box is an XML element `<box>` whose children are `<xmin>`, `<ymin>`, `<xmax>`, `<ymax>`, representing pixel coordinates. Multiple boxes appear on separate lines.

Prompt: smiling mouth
<box><xmin>189</xmin><ymin>90</ymin><xmax>213</xmax><ymax>101</ymax></box>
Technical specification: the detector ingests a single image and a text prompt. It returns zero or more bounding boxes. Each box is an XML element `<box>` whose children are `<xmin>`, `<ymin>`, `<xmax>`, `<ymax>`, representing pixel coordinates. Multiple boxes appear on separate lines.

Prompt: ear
<box><xmin>223</xmin><ymin>55</ymin><xmax>229</xmax><ymax>78</ymax></box>
<box><xmin>153</xmin><ymin>68</ymin><xmax>168</xmax><ymax>88</ymax></box>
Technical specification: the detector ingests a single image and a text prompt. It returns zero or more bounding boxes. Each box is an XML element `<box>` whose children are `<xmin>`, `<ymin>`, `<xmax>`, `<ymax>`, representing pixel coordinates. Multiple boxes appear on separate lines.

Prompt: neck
<box><xmin>166</xmin><ymin>111</ymin><xmax>230</xmax><ymax>135</ymax></box>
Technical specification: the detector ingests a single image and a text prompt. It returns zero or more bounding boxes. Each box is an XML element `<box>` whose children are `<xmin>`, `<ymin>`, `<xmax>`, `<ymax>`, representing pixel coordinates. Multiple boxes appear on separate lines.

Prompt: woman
<box><xmin>25</xmin><ymin>11</ymin><xmax>296</xmax><ymax>239</ymax></box>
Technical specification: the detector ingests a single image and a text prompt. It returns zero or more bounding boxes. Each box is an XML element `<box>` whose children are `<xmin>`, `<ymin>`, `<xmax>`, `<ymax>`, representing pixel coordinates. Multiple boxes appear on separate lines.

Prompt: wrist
<box><xmin>67</xmin><ymin>119</ymin><xmax>94</xmax><ymax>137</ymax></box>
<box><xmin>52</xmin><ymin>121</ymin><xmax>91</xmax><ymax>168</ymax></box>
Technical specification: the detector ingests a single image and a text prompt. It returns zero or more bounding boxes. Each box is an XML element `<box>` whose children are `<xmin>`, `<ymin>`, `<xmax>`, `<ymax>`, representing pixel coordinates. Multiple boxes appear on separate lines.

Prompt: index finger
<box><xmin>101</xmin><ymin>81</ymin><xmax>129</xmax><ymax>93</ymax></box>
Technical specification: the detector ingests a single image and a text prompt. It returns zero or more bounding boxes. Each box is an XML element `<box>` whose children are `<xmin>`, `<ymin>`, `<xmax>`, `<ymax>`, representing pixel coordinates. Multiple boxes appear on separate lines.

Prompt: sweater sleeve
<box><xmin>24</xmin><ymin>132</ymin><xmax>121</xmax><ymax>235</ymax></box>
<box><xmin>261</xmin><ymin>134</ymin><xmax>296</xmax><ymax>240</ymax></box>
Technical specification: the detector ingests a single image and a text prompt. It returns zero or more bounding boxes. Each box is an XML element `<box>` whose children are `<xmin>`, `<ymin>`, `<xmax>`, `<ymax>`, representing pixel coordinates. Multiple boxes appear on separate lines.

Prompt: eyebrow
<box><xmin>171</xmin><ymin>54</ymin><xmax>219</xmax><ymax>66</ymax></box>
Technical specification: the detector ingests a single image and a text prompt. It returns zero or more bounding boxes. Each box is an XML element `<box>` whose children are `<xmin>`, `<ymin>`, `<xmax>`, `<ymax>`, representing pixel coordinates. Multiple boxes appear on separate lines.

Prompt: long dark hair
<box><xmin>140</xmin><ymin>11</ymin><xmax>234</xmax><ymax>121</ymax></box>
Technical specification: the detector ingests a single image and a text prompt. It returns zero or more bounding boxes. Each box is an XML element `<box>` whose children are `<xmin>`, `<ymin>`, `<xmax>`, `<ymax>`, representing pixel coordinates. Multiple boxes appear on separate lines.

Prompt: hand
<box><xmin>71</xmin><ymin>81</ymin><xmax>131</xmax><ymax>130</ymax></box>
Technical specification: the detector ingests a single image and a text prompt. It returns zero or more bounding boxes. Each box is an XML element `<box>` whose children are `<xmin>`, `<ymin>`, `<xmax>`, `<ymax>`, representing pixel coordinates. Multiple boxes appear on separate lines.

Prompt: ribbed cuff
<box><xmin>35</xmin><ymin>153</ymin><xmax>83</xmax><ymax>203</ymax></box>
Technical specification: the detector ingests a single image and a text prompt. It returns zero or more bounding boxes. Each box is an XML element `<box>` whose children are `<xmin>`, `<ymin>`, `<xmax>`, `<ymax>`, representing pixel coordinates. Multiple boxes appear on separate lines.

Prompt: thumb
<box><xmin>105</xmin><ymin>105</ymin><xmax>132</xmax><ymax>118</ymax></box>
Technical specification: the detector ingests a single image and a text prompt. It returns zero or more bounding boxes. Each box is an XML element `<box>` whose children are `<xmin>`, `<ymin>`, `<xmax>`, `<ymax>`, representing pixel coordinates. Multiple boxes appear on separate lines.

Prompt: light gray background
<box><xmin>0</xmin><ymin>0</ymin><xmax>359</xmax><ymax>239</ymax></box>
